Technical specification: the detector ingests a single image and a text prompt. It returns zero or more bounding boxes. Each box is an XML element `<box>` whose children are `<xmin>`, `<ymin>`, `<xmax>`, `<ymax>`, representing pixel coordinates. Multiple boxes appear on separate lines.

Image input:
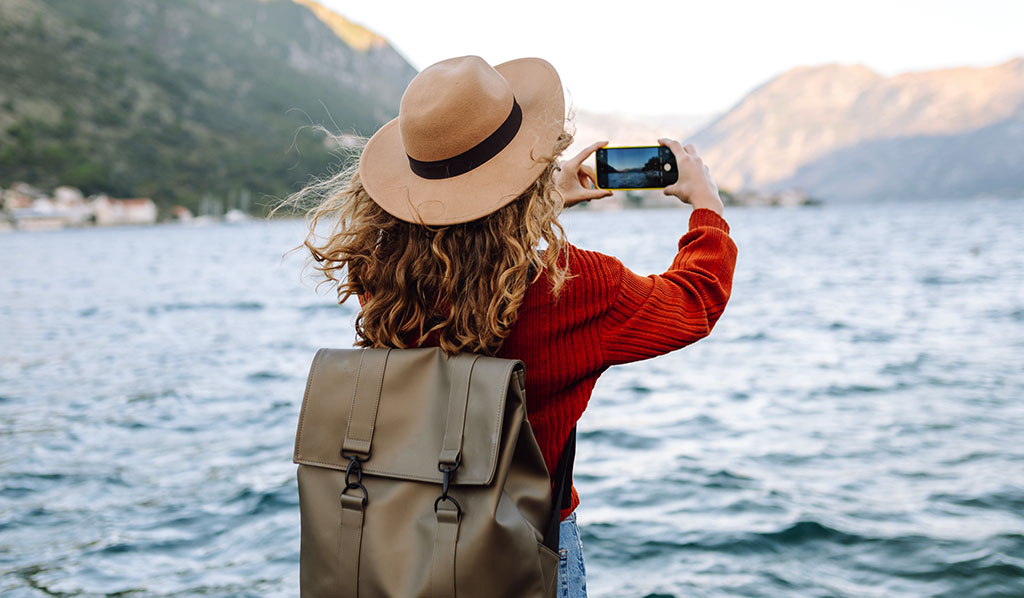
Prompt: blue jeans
<box><xmin>557</xmin><ymin>512</ymin><xmax>588</xmax><ymax>598</ymax></box>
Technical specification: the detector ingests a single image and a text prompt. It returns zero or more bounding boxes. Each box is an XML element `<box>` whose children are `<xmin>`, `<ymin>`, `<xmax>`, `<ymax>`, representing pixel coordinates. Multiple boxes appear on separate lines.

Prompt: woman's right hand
<box><xmin>658</xmin><ymin>138</ymin><xmax>724</xmax><ymax>215</ymax></box>
<box><xmin>555</xmin><ymin>141</ymin><xmax>614</xmax><ymax>208</ymax></box>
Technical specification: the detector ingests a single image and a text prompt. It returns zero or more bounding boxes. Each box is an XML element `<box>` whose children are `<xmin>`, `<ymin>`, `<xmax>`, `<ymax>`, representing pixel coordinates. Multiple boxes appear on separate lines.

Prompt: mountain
<box><xmin>566</xmin><ymin>110</ymin><xmax>717</xmax><ymax>159</ymax></box>
<box><xmin>0</xmin><ymin>0</ymin><xmax>416</xmax><ymax>214</ymax></box>
<box><xmin>687</xmin><ymin>58</ymin><xmax>1024</xmax><ymax>201</ymax></box>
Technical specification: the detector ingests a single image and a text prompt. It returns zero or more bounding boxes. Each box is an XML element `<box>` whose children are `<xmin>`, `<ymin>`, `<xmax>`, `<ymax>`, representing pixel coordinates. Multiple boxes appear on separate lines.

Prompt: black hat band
<box><xmin>407</xmin><ymin>99</ymin><xmax>523</xmax><ymax>180</ymax></box>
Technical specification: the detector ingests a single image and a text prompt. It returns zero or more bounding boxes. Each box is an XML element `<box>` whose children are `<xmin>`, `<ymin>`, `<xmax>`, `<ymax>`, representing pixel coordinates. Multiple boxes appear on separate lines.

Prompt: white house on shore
<box><xmin>92</xmin><ymin>195</ymin><xmax>158</xmax><ymax>226</ymax></box>
<box><xmin>3</xmin><ymin>184</ymin><xmax>159</xmax><ymax>229</ymax></box>
<box><xmin>52</xmin><ymin>186</ymin><xmax>94</xmax><ymax>226</ymax></box>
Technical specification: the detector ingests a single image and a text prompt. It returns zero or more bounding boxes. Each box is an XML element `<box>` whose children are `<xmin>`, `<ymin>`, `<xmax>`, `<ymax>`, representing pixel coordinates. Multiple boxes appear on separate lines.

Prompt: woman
<box><xmin>293</xmin><ymin>55</ymin><xmax>737</xmax><ymax>598</ymax></box>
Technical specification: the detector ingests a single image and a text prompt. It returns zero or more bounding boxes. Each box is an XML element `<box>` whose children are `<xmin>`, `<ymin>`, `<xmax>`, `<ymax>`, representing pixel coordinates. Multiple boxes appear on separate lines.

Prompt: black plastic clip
<box><xmin>434</xmin><ymin>462</ymin><xmax>462</xmax><ymax>516</ymax></box>
<box><xmin>341</xmin><ymin>450</ymin><xmax>370</xmax><ymax>509</ymax></box>
<box><xmin>437</xmin><ymin>452</ymin><xmax>461</xmax><ymax>472</ymax></box>
<box><xmin>433</xmin><ymin>493</ymin><xmax>462</xmax><ymax>516</ymax></box>
<box><xmin>345</xmin><ymin>457</ymin><xmax>364</xmax><ymax>487</ymax></box>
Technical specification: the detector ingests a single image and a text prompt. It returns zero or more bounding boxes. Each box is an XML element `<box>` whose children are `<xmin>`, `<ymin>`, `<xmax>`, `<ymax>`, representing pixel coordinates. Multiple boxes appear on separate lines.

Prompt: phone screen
<box><xmin>595</xmin><ymin>146</ymin><xmax>678</xmax><ymax>189</ymax></box>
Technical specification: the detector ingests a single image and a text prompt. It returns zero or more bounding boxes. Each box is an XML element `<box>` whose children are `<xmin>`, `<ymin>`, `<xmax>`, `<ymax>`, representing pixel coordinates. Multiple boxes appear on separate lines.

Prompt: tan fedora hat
<box><xmin>358</xmin><ymin>55</ymin><xmax>565</xmax><ymax>225</ymax></box>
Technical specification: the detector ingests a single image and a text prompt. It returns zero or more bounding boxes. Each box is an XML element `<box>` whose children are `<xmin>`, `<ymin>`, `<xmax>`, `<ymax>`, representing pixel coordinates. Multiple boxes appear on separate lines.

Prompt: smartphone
<box><xmin>595</xmin><ymin>145</ymin><xmax>679</xmax><ymax>190</ymax></box>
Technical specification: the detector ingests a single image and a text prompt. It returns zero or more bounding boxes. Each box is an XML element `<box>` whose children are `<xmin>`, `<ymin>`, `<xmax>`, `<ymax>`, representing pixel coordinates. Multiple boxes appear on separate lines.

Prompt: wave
<box><xmin>587</xmin><ymin>519</ymin><xmax>869</xmax><ymax>559</ymax></box>
<box><xmin>245</xmin><ymin>371</ymin><xmax>291</xmax><ymax>382</ymax></box>
<box><xmin>918</xmin><ymin>273</ymin><xmax>999</xmax><ymax>285</ymax></box>
<box><xmin>758</xmin><ymin>519</ymin><xmax>862</xmax><ymax>545</ymax></box>
<box><xmin>929</xmin><ymin>487</ymin><xmax>1024</xmax><ymax>512</ymax></box>
<box><xmin>579</xmin><ymin>428</ymin><xmax>663</xmax><ymax>450</ymax></box>
<box><xmin>146</xmin><ymin>301</ymin><xmax>264</xmax><ymax>314</ymax></box>
<box><xmin>227</xmin><ymin>485</ymin><xmax>298</xmax><ymax>516</ymax></box>
<box><xmin>811</xmin><ymin>383</ymin><xmax>908</xmax><ymax>397</ymax></box>
<box><xmin>298</xmin><ymin>302</ymin><xmax>348</xmax><ymax>313</ymax></box>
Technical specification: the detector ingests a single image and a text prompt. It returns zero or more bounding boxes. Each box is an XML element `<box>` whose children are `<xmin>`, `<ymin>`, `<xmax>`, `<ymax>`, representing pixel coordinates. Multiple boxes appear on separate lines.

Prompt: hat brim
<box><xmin>358</xmin><ymin>57</ymin><xmax>565</xmax><ymax>226</ymax></box>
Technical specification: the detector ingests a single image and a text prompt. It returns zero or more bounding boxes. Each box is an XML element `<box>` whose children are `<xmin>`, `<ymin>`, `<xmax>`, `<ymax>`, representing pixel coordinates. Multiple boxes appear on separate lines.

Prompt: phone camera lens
<box><xmin>664</xmin><ymin>163</ymin><xmax>672</xmax><ymax>171</ymax></box>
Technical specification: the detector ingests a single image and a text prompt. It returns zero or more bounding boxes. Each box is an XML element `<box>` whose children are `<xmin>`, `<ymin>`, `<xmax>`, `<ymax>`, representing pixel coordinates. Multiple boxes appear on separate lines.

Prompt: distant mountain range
<box><xmin>567</xmin><ymin>110</ymin><xmax>715</xmax><ymax>154</ymax></box>
<box><xmin>688</xmin><ymin>58</ymin><xmax>1024</xmax><ymax>201</ymax></box>
<box><xmin>0</xmin><ymin>0</ymin><xmax>415</xmax><ymax>214</ymax></box>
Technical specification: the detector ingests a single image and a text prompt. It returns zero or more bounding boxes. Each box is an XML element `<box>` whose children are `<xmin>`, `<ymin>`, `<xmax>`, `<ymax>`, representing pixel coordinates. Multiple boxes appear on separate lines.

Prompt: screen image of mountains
<box><xmin>601</xmin><ymin>147</ymin><xmax>664</xmax><ymax>188</ymax></box>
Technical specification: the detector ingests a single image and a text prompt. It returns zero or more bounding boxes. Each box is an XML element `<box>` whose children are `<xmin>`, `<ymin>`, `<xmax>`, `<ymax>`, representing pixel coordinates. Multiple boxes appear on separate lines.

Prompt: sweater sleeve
<box><xmin>598</xmin><ymin>208</ymin><xmax>738</xmax><ymax>367</ymax></box>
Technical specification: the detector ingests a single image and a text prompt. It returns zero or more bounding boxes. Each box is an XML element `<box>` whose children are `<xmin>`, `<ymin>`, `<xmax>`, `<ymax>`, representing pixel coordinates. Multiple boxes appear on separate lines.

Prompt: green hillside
<box><xmin>0</xmin><ymin>0</ymin><xmax>416</xmax><ymax>216</ymax></box>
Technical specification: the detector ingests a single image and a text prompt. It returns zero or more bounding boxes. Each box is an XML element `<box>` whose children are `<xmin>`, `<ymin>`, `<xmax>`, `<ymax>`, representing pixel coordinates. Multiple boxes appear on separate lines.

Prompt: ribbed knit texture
<box><xmin>366</xmin><ymin>207</ymin><xmax>738</xmax><ymax>521</ymax></box>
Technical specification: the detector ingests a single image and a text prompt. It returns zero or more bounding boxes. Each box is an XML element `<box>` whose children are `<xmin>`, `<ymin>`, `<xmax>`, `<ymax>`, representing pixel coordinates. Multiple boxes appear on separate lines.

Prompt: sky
<box><xmin>322</xmin><ymin>0</ymin><xmax>1024</xmax><ymax>116</ymax></box>
<box><xmin>603</xmin><ymin>147</ymin><xmax>661</xmax><ymax>171</ymax></box>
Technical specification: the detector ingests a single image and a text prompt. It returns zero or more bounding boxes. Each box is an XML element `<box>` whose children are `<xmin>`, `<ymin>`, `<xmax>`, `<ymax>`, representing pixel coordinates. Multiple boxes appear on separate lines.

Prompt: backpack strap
<box><xmin>337</xmin><ymin>348</ymin><xmax>391</xmax><ymax>594</ymax></box>
<box><xmin>341</xmin><ymin>348</ymin><xmax>392</xmax><ymax>457</ymax></box>
<box><xmin>431</xmin><ymin>353</ymin><xmax>478</xmax><ymax>597</ymax></box>
<box><xmin>438</xmin><ymin>353</ymin><xmax>482</xmax><ymax>468</ymax></box>
<box><xmin>543</xmin><ymin>424</ymin><xmax>577</xmax><ymax>552</ymax></box>
<box><xmin>339</xmin><ymin>493</ymin><xmax>367</xmax><ymax>596</ymax></box>
<box><xmin>430</xmin><ymin>499</ymin><xmax>461</xmax><ymax>597</ymax></box>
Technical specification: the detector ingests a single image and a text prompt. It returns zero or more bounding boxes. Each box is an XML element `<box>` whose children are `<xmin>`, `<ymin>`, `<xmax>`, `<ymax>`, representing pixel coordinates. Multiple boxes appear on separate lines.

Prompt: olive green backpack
<box><xmin>292</xmin><ymin>346</ymin><xmax>576</xmax><ymax>597</ymax></box>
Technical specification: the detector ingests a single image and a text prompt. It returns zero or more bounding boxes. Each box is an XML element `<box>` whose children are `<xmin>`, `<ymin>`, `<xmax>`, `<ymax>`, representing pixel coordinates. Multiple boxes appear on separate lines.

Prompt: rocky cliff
<box><xmin>688</xmin><ymin>58</ymin><xmax>1024</xmax><ymax>200</ymax></box>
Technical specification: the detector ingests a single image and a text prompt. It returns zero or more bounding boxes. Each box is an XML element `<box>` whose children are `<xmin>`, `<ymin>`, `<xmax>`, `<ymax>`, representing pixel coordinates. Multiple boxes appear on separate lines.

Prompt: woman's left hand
<box><xmin>555</xmin><ymin>141</ymin><xmax>614</xmax><ymax>208</ymax></box>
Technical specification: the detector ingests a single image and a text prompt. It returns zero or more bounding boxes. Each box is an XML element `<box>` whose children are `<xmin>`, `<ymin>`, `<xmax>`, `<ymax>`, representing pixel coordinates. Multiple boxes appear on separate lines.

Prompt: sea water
<box><xmin>1</xmin><ymin>197</ymin><xmax>1022</xmax><ymax>597</ymax></box>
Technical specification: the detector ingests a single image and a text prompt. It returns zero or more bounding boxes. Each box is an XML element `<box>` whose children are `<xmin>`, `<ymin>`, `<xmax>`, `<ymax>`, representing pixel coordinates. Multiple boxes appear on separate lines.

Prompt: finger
<box><xmin>579</xmin><ymin>164</ymin><xmax>598</xmax><ymax>187</ymax></box>
<box><xmin>576</xmin><ymin>170</ymin><xmax>593</xmax><ymax>189</ymax></box>
<box><xmin>579</xmin><ymin>188</ymin><xmax>613</xmax><ymax>200</ymax></box>
<box><xmin>565</xmin><ymin>141</ymin><xmax>608</xmax><ymax>169</ymax></box>
<box><xmin>658</xmin><ymin>138</ymin><xmax>691</xmax><ymax>166</ymax></box>
<box><xmin>657</xmin><ymin>137</ymin><xmax>684</xmax><ymax>154</ymax></box>
<box><xmin>682</xmin><ymin>143</ymin><xmax>698</xmax><ymax>157</ymax></box>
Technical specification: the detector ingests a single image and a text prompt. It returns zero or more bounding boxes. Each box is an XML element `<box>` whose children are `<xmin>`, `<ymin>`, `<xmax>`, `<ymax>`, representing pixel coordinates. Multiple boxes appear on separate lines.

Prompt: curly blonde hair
<box><xmin>280</xmin><ymin>128</ymin><xmax>576</xmax><ymax>356</ymax></box>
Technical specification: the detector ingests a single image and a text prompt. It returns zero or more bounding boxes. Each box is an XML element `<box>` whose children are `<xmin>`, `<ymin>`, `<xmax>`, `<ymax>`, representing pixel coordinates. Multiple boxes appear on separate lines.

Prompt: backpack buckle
<box><xmin>434</xmin><ymin>494</ymin><xmax>462</xmax><ymax>517</ymax></box>
<box><xmin>341</xmin><ymin>449</ymin><xmax>371</xmax><ymax>463</ymax></box>
<box><xmin>342</xmin><ymin>452</ymin><xmax>370</xmax><ymax>508</ymax></box>
<box><xmin>439</xmin><ymin>464</ymin><xmax>454</xmax><ymax>497</ymax></box>
<box><xmin>345</xmin><ymin>457</ymin><xmax>365</xmax><ymax>487</ymax></box>
<box><xmin>434</xmin><ymin>463</ymin><xmax>462</xmax><ymax>517</ymax></box>
<box><xmin>342</xmin><ymin>480</ymin><xmax>368</xmax><ymax>509</ymax></box>
<box><xmin>437</xmin><ymin>453</ymin><xmax>461</xmax><ymax>472</ymax></box>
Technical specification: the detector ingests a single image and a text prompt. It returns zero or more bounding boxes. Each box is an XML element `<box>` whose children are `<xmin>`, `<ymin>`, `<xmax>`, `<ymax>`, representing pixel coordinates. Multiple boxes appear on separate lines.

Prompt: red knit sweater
<box><xmin>361</xmin><ymin>207</ymin><xmax>738</xmax><ymax>521</ymax></box>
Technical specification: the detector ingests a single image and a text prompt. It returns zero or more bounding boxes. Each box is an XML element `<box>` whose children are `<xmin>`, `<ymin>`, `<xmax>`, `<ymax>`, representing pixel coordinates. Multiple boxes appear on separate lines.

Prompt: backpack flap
<box><xmin>293</xmin><ymin>347</ymin><xmax>523</xmax><ymax>486</ymax></box>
